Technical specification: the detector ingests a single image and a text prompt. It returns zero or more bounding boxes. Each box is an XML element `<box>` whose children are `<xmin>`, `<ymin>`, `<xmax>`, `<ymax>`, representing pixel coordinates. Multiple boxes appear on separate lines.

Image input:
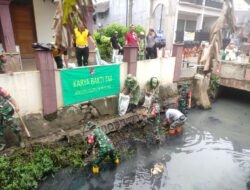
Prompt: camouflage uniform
<box><xmin>124</xmin><ymin>75</ymin><xmax>140</xmax><ymax>106</ymax></box>
<box><xmin>177</xmin><ymin>82</ymin><xmax>191</xmax><ymax>115</ymax></box>
<box><xmin>146</xmin><ymin>96</ymin><xmax>161</xmax><ymax>141</ymax></box>
<box><xmin>87</xmin><ymin>127</ymin><xmax>117</xmax><ymax>167</ymax></box>
<box><xmin>0</xmin><ymin>87</ymin><xmax>21</xmax><ymax>147</ymax></box>
<box><xmin>138</xmin><ymin>38</ymin><xmax>146</xmax><ymax>60</ymax></box>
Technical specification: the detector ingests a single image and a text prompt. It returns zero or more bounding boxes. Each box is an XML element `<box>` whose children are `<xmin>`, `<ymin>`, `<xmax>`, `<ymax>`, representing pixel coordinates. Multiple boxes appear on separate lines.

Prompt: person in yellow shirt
<box><xmin>74</xmin><ymin>23</ymin><xmax>96</xmax><ymax>66</ymax></box>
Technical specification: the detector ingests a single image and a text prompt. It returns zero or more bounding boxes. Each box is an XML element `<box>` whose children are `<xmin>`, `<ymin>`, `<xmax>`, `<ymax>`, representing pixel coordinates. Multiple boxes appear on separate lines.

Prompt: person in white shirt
<box><xmin>164</xmin><ymin>106</ymin><xmax>187</xmax><ymax>129</ymax></box>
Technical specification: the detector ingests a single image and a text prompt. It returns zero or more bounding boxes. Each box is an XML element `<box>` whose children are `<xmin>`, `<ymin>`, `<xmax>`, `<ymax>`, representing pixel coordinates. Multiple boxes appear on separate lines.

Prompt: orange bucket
<box><xmin>176</xmin><ymin>127</ymin><xmax>182</xmax><ymax>133</ymax></box>
<box><xmin>169</xmin><ymin>128</ymin><xmax>175</xmax><ymax>135</ymax></box>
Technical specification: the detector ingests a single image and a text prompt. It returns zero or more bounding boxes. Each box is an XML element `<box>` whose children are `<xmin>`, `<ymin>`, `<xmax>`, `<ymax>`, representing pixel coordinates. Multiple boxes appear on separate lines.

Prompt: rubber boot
<box><xmin>114</xmin><ymin>158</ymin><xmax>120</xmax><ymax>165</ymax></box>
<box><xmin>92</xmin><ymin>166</ymin><xmax>100</xmax><ymax>174</ymax></box>
<box><xmin>176</xmin><ymin>127</ymin><xmax>182</xmax><ymax>133</ymax></box>
<box><xmin>169</xmin><ymin>128</ymin><xmax>175</xmax><ymax>135</ymax></box>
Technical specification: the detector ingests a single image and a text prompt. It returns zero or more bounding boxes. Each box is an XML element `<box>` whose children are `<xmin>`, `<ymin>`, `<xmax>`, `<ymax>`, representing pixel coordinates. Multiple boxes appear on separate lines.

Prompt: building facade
<box><xmin>94</xmin><ymin>0</ymin><xmax>223</xmax><ymax>49</ymax></box>
<box><xmin>0</xmin><ymin>0</ymin><xmax>56</xmax><ymax>60</ymax></box>
<box><xmin>0</xmin><ymin>0</ymin><xmax>94</xmax><ymax>68</ymax></box>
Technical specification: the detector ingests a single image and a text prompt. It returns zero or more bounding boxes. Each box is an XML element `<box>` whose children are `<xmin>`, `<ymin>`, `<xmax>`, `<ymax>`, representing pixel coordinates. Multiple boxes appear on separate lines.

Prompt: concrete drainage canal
<box><xmin>38</xmin><ymin>86</ymin><xmax>250</xmax><ymax>190</ymax></box>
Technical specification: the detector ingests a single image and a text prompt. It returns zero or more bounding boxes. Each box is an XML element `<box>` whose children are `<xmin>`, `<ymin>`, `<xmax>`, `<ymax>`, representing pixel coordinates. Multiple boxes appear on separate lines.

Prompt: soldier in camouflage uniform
<box><xmin>123</xmin><ymin>74</ymin><xmax>140</xmax><ymax>112</ymax></box>
<box><xmin>144</xmin><ymin>77</ymin><xmax>160</xmax><ymax>96</ymax></box>
<box><xmin>0</xmin><ymin>87</ymin><xmax>21</xmax><ymax>151</ymax></box>
<box><xmin>177</xmin><ymin>82</ymin><xmax>191</xmax><ymax>115</ymax></box>
<box><xmin>143</xmin><ymin>95</ymin><xmax>161</xmax><ymax>143</ymax></box>
<box><xmin>143</xmin><ymin>77</ymin><xmax>160</xmax><ymax>108</ymax></box>
<box><xmin>84</xmin><ymin>122</ymin><xmax>119</xmax><ymax>174</ymax></box>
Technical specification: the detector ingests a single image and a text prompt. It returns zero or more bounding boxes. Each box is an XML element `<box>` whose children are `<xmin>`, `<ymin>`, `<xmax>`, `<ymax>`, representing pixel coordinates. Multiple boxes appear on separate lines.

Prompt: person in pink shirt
<box><xmin>125</xmin><ymin>24</ymin><xmax>139</xmax><ymax>47</ymax></box>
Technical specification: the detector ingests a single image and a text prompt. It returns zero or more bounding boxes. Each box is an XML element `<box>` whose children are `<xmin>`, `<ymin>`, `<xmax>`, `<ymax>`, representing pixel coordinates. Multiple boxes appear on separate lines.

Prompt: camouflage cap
<box><xmin>126</xmin><ymin>74</ymin><xmax>136</xmax><ymax>83</ymax></box>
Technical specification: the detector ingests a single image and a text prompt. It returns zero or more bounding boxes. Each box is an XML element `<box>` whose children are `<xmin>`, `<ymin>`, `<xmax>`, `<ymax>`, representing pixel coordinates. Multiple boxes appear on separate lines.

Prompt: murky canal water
<box><xmin>39</xmin><ymin>87</ymin><xmax>250</xmax><ymax>190</ymax></box>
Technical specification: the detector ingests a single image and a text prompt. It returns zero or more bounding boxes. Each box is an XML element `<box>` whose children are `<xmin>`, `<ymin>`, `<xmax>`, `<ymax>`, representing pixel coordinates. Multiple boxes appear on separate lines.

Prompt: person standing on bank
<box><xmin>146</xmin><ymin>29</ymin><xmax>156</xmax><ymax>59</ymax></box>
<box><xmin>125</xmin><ymin>24</ymin><xmax>139</xmax><ymax>48</ymax></box>
<box><xmin>74</xmin><ymin>22</ymin><xmax>96</xmax><ymax>67</ymax></box>
<box><xmin>110</xmin><ymin>31</ymin><xmax>122</xmax><ymax>63</ymax></box>
<box><xmin>138</xmin><ymin>31</ymin><xmax>146</xmax><ymax>60</ymax></box>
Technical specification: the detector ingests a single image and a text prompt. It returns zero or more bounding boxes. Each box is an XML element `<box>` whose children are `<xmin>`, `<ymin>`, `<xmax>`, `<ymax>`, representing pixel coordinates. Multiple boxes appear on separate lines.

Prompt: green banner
<box><xmin>61</xmin><ymin>65</ymin><xmax>120</xmax><ymax>105</ymax></box>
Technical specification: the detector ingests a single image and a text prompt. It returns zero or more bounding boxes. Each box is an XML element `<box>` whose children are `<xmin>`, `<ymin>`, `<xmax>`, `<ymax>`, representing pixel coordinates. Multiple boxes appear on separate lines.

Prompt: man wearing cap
<box><xmin>84</xmin><ymin>121</ymin><xmax>119</xmax><ymax>174</ymax></box>
<box><xmin>123</xmin><ymin>74</ymin><xmax>140</xmax><ymax>112</ymax></box>
<box><xmin>143</xmin><ymin>77</ymin><xmax>160</xmax><ymax>109</ymax></box>
<box><xmin>125</xmin><ymin>24</ymin><xmax>139</xmax><ymax>47</ymax></box>
<box><xmin>138</xmin><ymin>31</ymin><xmax>146</xmax><ymax>60</ymax></box>
<box><xmin>110</xmin><ymin>31</ymin><xmax>122</xmax><ymax>63</ymax></box>
<box><xmin>144</xmin><ymin>77</ymin><xmax>160</xmax><ymax>96</ymax></box>
<box><xmin>74</xmin><ymin>22</ymin><xmax>96</xmax><ymax>67</ymax></box>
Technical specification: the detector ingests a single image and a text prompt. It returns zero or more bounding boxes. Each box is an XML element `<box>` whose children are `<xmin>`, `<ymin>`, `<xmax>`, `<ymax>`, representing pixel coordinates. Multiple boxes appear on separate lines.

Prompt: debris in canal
<box><xmin>150</xmin><ymin>162</ymin><xmax>165</xmax><ymax>175</ymax></box>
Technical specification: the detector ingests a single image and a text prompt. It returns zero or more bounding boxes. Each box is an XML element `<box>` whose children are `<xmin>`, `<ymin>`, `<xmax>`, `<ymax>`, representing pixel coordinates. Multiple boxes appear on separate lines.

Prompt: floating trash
<box><xmin>150</xmin><ymin>162</ymin><xmax>165</xmax><ymax>175</ymax></box>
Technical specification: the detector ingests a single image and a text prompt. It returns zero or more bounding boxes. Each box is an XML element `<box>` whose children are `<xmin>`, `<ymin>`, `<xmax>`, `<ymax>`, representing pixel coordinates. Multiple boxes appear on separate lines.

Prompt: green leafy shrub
<box><xmin>209</xmin><ymin>73</ymin><xmax>220</xmax><ymax>100</ymax></box>
<box><xmin>210</xmin><ymin>74</ymin><xmax>219</xmax><ymax>92</ymax></box>
<box><xmin>94</xmin><ymin>23</ymin><xmax>145</xmax><ymax>62</ymax></box>
<box><xmin>0</xmin><ymin>142</ymin><xmax>88</xmax><ymax>190</ymax></box>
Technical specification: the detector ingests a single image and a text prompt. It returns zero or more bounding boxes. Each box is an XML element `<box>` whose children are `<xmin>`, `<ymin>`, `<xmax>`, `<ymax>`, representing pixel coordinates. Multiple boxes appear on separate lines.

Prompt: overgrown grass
<box><xmin>0</xmin><ymin>124</ymin><xmax>153</xmax><ymax>190</ymax></box>
<box><xmin>0</xmin><ymin>138</ymin><xmax>139</xmax><ymax>190</ymax></box>
<box><xmin>0</xmin><ymin>141</ymin><xmax>88</xmax><ymax>190</ymax></box>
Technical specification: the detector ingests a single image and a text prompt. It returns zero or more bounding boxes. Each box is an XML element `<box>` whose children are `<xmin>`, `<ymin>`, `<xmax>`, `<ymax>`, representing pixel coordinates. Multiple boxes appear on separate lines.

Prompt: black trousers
<box><xmin>146</xmin><ymin>47</ymin><xmax>156</xmax><ymax>59</ymax></box>
<box><xmin>54</xmin><ymin>56</ymin><xmax>63</xmax><ymax>69</ymax></box>
<box><xmin>76</xmin><ymin>47</ymin><xmax>89</xmax><ymax>66</ymax></box>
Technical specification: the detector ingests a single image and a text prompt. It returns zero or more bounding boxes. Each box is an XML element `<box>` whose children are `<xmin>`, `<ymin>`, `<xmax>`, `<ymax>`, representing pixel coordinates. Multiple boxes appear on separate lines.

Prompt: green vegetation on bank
<box><xmin>0</xmin><ymin>139</ymin><xmax>137</xmax><ymax>190</ymax></box>
<box><xmin>209</xmin><ymin>73</ymin><xmax>220</xmax><ymax>100</ymax></box>
<box><xmin>0</xmin><ymin>142</ymin><xmax>88</xmax><ymax>190</ymax></box>
<box><xmin>94</xmin><ymin>23</ymin><xmax>145</xmax><ymax>61</ymax></box>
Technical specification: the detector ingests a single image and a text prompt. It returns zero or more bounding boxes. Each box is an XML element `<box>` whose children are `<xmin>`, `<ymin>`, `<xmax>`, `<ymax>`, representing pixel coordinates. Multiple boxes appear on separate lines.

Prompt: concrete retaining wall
<box><xmin>213</xmin><ymin>62</ymin><xmax>250</xmax><ymax>92</ymax></box>
<box><xmin>219</xmin><ymin>63</ymin><xmax>246</xmax><ymax>80</ymax></box>
<box><xmin>0</xmin><ymin>71</ymin><xmax>42</xmax><ymax>115</ymax></box>
<box><xmin>136</xmin><ymin>57</ymin><xmax>176</xmax><ymax>87</ymax></box>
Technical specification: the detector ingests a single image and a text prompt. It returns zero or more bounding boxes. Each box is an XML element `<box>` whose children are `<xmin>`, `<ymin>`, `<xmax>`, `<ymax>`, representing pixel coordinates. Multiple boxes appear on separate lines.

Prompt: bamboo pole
<box><xmin>8</xmin><ymin>102</ymin><xmax>31</xmax><ymax>138</ymax></box>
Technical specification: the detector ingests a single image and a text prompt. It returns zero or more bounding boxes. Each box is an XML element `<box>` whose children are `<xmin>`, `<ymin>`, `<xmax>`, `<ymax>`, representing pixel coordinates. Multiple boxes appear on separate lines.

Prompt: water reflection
<box><xmin>39</xmin><ymin>127</ymin><xmax>250</xmax><ymax>190</ymax></box>
<box><xmin>39</xmin><ymin>97</ymin><xmax>250</xmax><ymax>190</ymax></box>
<box><xmin>111</xmin><ymin>125</ymin><xmax>250</xmax><ymax>190</ymax></box>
